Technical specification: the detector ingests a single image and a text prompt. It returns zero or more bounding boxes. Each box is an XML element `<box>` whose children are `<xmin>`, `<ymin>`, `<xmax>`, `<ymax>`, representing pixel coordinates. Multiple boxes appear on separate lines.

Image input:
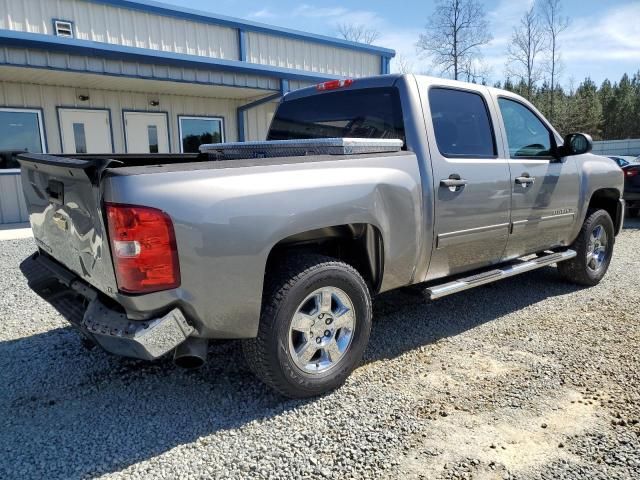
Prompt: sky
<box><xmin>164</xmin><ymin>0</ymin><xmax>639</xmax><ymax>87</ymax></box>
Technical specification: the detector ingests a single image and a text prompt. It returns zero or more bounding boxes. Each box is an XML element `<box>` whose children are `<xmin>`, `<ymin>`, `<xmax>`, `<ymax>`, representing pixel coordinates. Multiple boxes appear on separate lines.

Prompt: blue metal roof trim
<box><xmin>89</xmin><ymin>0</ymin><xmax>396</xmax><ymax>57</ymax></box>
<box><xmin>0</xmin><ymin>29</ymin><xmax>345</xmax><ymax>83</ymax></box>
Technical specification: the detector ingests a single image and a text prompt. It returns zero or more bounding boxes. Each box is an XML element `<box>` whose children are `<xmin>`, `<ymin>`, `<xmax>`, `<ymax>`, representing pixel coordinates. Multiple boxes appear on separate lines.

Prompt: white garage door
<box><xmin>59</xmin><ymin>108</ymin><xmax>112</xmax><ymax>154</ymax></box>
<box><xmin>123</xmin><ymin>111</ymin><xmax>170</xmax><ymax>153</ymax></box>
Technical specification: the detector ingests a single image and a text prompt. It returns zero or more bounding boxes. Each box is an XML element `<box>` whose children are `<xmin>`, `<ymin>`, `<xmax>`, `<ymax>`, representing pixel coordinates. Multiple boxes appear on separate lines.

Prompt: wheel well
<box><xmin>265</xmin><ymin>224</ymin><xmax>384</xmax><ymax>293</ymax></box>
<box><xmin>588</xmin><ymin>188</ymin><xmax>622</xmax><ymax>234</ymax></box>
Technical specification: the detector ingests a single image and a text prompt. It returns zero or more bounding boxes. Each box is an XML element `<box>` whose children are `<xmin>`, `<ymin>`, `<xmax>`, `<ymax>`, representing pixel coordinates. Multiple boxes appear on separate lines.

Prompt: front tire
<box><xmin>243</xmin><ymin>255</ymin><xmax>372</xmax><ymax>398</ymax></box>
<box><xmin>557</xmin><ymin>209</ymin><xmax>615</xmax><ymax>286</ymax></box>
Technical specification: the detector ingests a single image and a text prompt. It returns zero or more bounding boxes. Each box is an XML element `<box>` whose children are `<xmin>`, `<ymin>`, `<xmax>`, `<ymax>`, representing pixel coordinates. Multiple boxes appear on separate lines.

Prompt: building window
<box><xmin>0</xmin><ymin>108</ymin><xmax>46</xmax><ymax>166</ymax></box>
<box><xmin>53</xmin><ymin>20</ymin><xmax>74</xmax><ymax>38</ymax></box>
<box><xmin>147</xmin><ymin>125</ymin><xmax>159</xmax><ymax>153</ymax></box>
<box><xmin>72</xmin><ymin>122</ymin><xmax>87</xmax><ymax>154</ymax></box>
<box><xmin>179</xmin><ymin>116</ymin><xmax>224</xmax><ymax>153</ymax></box>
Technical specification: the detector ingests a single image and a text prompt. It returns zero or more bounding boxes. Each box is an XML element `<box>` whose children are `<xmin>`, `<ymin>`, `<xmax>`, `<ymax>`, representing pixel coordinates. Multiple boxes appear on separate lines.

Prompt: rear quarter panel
<box><xmin>103</xmin><ymin>153</ymin><xmax>423</xmax><ymax>338</ymax></box>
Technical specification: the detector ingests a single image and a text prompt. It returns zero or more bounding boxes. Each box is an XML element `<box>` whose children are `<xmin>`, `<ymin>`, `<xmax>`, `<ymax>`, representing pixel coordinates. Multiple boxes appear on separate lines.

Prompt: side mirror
<box><xmin>559</xmin><ymin>133</ymin><xmax>593</xmax><ymax>157</ymax></box>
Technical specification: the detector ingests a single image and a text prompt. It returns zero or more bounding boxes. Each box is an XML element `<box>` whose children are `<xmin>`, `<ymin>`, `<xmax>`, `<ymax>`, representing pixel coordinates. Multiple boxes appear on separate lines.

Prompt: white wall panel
<box><xmin>0</xmin><ymin>0</ymin><xmax>239</xmax><ymax>60</ymax></box>
<box><xmin>0</xmin><ymin>170</ymin><xmax>29</xmax><ymax>224</ymax></box>
<box><xmin>0</xmin><ymin>80</ymin><xmax>243</xmax><ymax>153</ymax></box>
<box><xmin>243</xmin><ymin>100</ymin><xmax>277</xmax><ymax>142</ymax></box>
<box><xmin>246</xmin><ymin>32</ymin><xmax>380</xmax><ymax>78</ymax></box>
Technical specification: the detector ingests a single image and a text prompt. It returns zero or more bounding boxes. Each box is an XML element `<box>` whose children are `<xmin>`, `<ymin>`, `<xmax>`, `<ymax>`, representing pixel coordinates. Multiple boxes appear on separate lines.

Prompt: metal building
<box><xmin>0</xmin><ymin>0</ymin><xmax>394</xmax><ymax>223</ymax></box>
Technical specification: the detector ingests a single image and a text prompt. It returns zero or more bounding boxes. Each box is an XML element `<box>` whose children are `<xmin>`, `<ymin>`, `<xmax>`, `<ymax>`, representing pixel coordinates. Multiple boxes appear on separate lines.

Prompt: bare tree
<box><xmin>461</xmin><ymin>58</ymin><xmax>492</xmax><ymax>84</ymax></box>
<box><xmin>394</xmin><ymin>54</ymin><xmax>415</xmax><ymax>74</ymax></box>
<box><xmin>416</xmin><ymin>0</ymin><xmax>492</xmax><ymax>80</ymax></box>
<box><xmin>336</xmin><ymin>23</ymin><xmax>381</xmax><ymax>45</ymax></box>
<box><xmin>506</xmin><ymin>6</ymin><xmax>547</xmax><ymax>100</ymax></box>
<box><xmin>539</xmin><ymin>0</ymin><xmax>570</xmax><ymax>122</ymax></box>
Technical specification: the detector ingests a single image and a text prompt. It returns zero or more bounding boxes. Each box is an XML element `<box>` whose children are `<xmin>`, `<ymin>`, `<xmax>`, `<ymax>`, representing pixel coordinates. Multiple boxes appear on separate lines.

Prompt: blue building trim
<box><xmin>280</xmin><ymin>79</ymin><xmax>290</xmax><ymax>96</ymax></box>
<box><xmin>0</xmin><ymin>29</ymin><xmax>344</xmax><ymax>83</ymax></box>
<box><xmin>237</xmin><ymin>93</ymin><xmax>282</xmax><ymax>142</ymax></box>
<box><xmin>381</xmin><ymin>56</ymin><xmax>391</xmax><ymax>75</ymax></box>
<box><xmin>0</xmin><ymin>62</ymin><xmax>279</xmax><ymax>94</ymax></box>
<box><xmin>238</xmin><ymin>29</ymin><xmax>247</xmax><ymax>62</ymax></box>
<box><xmin>89</xmin><ymin>0</ymin><xmax>396</xmax><ymax>57</ymax></box>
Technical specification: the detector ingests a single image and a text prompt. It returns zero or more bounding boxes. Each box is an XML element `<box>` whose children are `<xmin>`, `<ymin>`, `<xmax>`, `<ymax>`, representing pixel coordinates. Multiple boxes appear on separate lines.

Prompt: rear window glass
<box><xmin>429</xmin><ymin>87</ymin><xmax>496</xmax><ymax>158</ymax></box>
<box><xmin>267</xmin><ymin>87</ymin><xmax>405</xmax><ymax>146</ymax></box>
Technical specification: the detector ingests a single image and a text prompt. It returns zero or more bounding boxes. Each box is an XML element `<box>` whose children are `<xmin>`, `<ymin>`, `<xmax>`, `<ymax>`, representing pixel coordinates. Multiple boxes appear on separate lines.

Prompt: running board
<box><xmin>425</xmin><ymin>250</ymin><xmax>577</xmax><ymax>300</ymax></box>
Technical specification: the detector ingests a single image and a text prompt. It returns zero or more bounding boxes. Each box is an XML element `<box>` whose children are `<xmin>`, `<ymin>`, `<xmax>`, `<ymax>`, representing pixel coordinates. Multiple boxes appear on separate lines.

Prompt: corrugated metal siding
<box><xmin>0</xmin><ymin>0</ymin><xmax>239</xmax><ymax>60</ymax></box>
<box><xmin>246</xmin><ymin>32</ymin><xmax>380</xmax><ymax>78</ymax></box>
<box><xmin>0</xmin><ymin>46</ymin><xmax>280</xmax><ymax>91</ymax></box>
<box><xmin>0</xmin><ymin>80</ymin><xmax>243</xmax><ymax>152</ymax></box>
<box><xmin>593</xmin><ymin>139</ymin><xmax>640</xmax><ymax>157</ymax></box>
<box><xmin>243</xmin><ymin>101</ymin><xmax>277</xmax><ymax>141</ymax></box>
<box><xmin>0</xmin><ymin>170</ymin><xmax>28</xmax><ymax>224</ymax></box>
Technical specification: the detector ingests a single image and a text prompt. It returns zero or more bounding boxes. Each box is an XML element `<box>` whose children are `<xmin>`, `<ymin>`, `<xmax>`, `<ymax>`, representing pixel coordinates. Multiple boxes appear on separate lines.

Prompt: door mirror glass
<box><xmin>562</xmin><ymin>133</ymin><xmax>592</xmax><ymax>156</ymax></box>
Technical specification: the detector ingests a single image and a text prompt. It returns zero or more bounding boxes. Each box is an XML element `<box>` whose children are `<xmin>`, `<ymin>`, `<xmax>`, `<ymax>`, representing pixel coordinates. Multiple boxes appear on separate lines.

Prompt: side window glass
<box><xmin>498</xmin><ymin>98</ymin><xmax>553</xmax><ymax>158</ymax></box>
<box><xmin>428</xmin><ymin>88</ymin><xmax>496</xmax><ymax>158</ymax></box>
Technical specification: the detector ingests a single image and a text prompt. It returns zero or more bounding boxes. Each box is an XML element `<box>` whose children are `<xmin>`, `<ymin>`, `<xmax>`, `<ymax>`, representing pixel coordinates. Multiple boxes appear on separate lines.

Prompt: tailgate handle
<box><xmin>46</xmin><ymin>180</ymin><xmax>64</xmax><ymax>205</ymax></box>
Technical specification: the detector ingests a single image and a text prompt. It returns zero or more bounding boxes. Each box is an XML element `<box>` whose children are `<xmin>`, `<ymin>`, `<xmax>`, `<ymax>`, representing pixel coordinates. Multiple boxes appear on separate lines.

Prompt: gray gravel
<box><xmin>1</xmin><ymin>218</ymin><xmax>639</xmax><ymax>480</ymax></box>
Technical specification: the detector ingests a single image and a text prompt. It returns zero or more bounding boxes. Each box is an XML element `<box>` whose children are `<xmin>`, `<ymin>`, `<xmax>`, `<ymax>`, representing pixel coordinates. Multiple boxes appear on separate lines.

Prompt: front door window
<box><xmin>498</xmin><ymin>98</ymin><xmax>553</xmax><ymax>158</ymax></box>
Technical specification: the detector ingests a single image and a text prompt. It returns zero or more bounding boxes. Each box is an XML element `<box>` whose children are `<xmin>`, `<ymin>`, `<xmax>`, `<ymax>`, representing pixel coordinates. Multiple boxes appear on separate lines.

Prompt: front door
<box><xmin>123</xmin><ymin>111</ymin><xmax>170</xmax><ymax>153</ymax></box>
<box><xmin>59</xmin><ymin>108</ymin><xmax>112</xmax><ymax>154</ymax></box>
<box><xmin>422</xmin><ymin>83</ymin><xmax>512</xmax><ymax>279</ymax></box>
<box><xmin>495</xmin><ymin>96</ymin><xmax>579</xmax><ymax>259</ymax></box>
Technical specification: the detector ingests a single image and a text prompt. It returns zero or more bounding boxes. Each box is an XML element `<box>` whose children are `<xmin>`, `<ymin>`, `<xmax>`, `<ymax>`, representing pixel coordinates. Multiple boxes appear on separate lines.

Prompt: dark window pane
<box><xmin>267</xmin><ymin>87</ymin><xmax>405</xmax><ymax>146</ymax></box>
<box><xmin>429</xmin><ymin>88</ymin><xmax>496</xmax><ymax>158</ymax></box>
<box><xmin>181</xmin><ymin>118</ymin><xmax>222</xmax><ymax>153</ymax></box>
<box><xmin>147</xmin><ymin>125</ymin><xmax>159</xmax><ymax>153</ymax></box>
<box><xmin>0</xmin><ymin>110</ymin><xmax>43</xmax><ymax>154</ymax></box>
<box><xmin>73</xmin><ymin>122</ymin><xmax>87</xmax><ymax>154</ymax></box>
<box><xmin>498</xmin><ymin>98</ymin><xmax>552</xmax><ymax>158</ymax></box>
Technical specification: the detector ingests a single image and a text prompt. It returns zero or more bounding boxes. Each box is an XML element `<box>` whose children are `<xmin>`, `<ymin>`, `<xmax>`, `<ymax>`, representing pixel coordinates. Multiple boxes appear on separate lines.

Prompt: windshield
<box><xmin>267</xmin><ymin>87</ymin><xmax>405</xmax><ymax>146</ymax></box>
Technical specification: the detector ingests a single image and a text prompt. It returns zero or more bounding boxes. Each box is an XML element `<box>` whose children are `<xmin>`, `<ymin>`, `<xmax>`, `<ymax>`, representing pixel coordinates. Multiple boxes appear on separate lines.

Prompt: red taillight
<box><xmin>316</xmin><ymin>79</ymin><xmax>354</xmax><ymax>91</ymax></box>
<box><xmin>105</xmin><ymin>203</ymin><xmax>180</xmax><ymax>294</ymax></box>
<box><xmin>625</xmin><ymin>168</ymin><xmax>639</xmax><ymax>178</ymax></box>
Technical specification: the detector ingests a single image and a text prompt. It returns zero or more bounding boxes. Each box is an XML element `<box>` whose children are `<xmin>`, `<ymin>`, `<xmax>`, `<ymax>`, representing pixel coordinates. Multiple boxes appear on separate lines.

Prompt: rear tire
<box><xmin>557</xmin><ymin>209</ymin><xmax>614</xmax><ymax>286</ymax></box>
<box><xmin>242</xmin><ymin>255</ymin><xmax>372</xmax><ymax>398</ymax></box>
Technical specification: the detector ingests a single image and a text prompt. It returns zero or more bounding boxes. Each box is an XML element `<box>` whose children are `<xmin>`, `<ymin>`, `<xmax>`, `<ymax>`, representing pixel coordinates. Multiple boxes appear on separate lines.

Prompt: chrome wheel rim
<box><xmin>288</xmin><ymin>287</ymin><xmax>356</xmax><ymax>374</ymax></box>
<box><xmin>587</xmin><ymin>225</ymin><xmax>608</xmax><ymax>272</ymax></box>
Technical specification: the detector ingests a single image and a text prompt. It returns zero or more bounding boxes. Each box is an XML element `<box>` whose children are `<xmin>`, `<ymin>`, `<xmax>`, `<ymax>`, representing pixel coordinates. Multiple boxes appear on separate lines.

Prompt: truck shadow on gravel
<box><xmin>0</xmin><ymin>266</ymin><xmax>584</xmax><ymax>479</ymax></box>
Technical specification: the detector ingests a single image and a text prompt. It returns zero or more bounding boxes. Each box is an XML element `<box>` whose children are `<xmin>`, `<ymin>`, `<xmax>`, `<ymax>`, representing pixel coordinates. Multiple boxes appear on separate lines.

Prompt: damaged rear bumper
<box><xmin>20</xmin><ymin>252</ymin><xmax>194</xmax><ymax>360</ymax></box>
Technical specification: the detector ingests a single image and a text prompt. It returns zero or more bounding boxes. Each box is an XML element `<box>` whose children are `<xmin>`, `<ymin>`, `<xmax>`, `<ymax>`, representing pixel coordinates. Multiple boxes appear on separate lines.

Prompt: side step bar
<box><xmin>426</xmin><ymin>250</ymin><xmax>577</xmax><ymax>300</ymax></box>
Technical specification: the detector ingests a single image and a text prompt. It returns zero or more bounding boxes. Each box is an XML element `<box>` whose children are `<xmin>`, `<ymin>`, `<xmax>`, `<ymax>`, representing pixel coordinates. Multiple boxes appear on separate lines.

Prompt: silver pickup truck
<box><xmin>19</xmin><ymin>74</ymin><xmax>624</xmax><ymax>398</ymax></box>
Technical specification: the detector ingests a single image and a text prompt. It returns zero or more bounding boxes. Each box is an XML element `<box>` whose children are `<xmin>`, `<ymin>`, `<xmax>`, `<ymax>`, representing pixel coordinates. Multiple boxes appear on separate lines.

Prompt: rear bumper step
<box><xmin>20</xmin><ymin>252</ymin><xmax>194</xmax><ymax>360</ymax></box>
<box><xmin>426</xmin><ymin>250</ymin><xmax>577</xmax><ymax>300</ymax></box>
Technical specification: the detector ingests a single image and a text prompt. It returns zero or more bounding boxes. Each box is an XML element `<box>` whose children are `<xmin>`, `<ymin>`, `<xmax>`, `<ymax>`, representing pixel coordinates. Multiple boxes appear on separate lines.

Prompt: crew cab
<box><xmin>19</xmin><ymin>75</ymin><xmax>624</xmax><ymax>398</ymax></box>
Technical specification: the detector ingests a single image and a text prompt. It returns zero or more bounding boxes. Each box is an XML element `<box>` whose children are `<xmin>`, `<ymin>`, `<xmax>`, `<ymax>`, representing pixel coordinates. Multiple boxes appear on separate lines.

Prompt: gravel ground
<box><xmin>1</xmin><ymin>219</ymin><xmax>639</xmax><ymax>480</ymax></box>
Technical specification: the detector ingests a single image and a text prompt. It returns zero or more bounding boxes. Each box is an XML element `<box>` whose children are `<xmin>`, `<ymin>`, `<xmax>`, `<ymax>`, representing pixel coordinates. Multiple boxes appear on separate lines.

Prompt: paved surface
<box><xmin>0</xmin><ymin>223</ymin><xmax>32</xmax><ymax>241</ymax></box>
<box><xmin>0</xmin><ymin>219</ymin><xmax>639</xmax><ymax>479</ymax></box>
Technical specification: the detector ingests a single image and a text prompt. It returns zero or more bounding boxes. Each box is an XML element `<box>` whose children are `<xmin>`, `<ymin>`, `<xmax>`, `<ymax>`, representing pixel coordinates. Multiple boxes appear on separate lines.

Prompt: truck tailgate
<box><xmin>18</xmin><ymin>154</ymin><xmax>118</xmax><ymax>296</ymax></box>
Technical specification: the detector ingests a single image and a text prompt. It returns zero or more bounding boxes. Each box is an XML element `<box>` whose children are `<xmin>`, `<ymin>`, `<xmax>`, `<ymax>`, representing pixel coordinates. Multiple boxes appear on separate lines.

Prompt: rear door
<box><xmin>494</xmin><ymin>95</ymin><xmax>579</xmax><ymax>259</ymax></box>
<box><xmin>419</xmin><ymin>80</ymin><xmax>512</xmax><ymax>278</ymax></box>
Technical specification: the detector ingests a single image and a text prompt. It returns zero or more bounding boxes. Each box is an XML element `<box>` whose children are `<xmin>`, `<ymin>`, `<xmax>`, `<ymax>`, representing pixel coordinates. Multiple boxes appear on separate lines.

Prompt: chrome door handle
<box><xmin>515</xmin><ymin>176</ymin><xmax>535</xmax><ymax>185</ymax></box>
<box><xmin>440</xmin><ymin>177</ymin><xmax>468</xmax><ymax>188</ymax></box>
